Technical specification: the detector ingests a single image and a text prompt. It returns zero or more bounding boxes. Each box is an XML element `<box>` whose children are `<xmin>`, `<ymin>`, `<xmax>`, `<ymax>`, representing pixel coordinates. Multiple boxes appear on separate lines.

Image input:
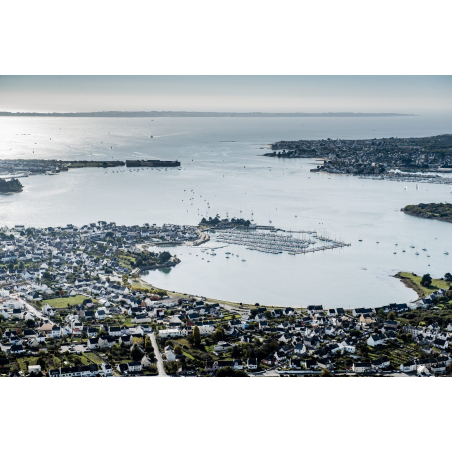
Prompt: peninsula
<box><xmin>402</xmin><ymin>203</ymin><xmax>452</xmax><ymax>223</ymax></box>
<box><xmin>264</xmin><ymin>135</ymin><xmax>452</xmax><ymax>180</ymax></box>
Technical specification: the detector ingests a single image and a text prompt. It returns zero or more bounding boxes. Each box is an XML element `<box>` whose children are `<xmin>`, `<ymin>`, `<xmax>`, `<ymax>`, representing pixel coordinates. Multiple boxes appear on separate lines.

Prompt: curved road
<box><xmin>149</xmin><ymin>332</ymin><xmax>167</xmax><ymax>377</ymax></box>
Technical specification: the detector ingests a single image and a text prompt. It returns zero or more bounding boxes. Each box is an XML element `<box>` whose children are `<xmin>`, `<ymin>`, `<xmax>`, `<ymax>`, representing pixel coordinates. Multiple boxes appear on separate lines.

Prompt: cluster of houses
<box><xmin>1</xmin><ymin>223</ymin><xmax>452</xmax><ymax>377</ymax></box>
<box><xmin>155</xmin><ymin>301</ymin><xmax>452</xmax><ymax>376</ymax></box>
<box><xmin>0</xmin><ymin>222</ymin><xmax>200</xmax><ymax>287</ymax></box>
<box><xmin>268</xmin><ymin>136</ymin><xmax>452</xmax><ymax>176</ymax></box>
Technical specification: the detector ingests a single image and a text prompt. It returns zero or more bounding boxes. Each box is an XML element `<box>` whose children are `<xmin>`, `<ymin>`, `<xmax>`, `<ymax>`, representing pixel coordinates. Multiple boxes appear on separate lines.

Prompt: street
<box><xmin>149</xmin><ymin>332</ymin><xmax>167</xmax><ymax>377</ymax></box>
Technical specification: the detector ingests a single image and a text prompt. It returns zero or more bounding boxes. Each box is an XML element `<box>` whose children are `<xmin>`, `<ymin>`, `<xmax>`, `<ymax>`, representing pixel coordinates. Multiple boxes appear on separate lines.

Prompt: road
<box><xmin>149</xmin><ymin>333</ymin><xmax>167</xmax><ymax>377</ymax></box>
<box><xmin>22</xmin><ymin>299</ymin><xmax>54</xmax><ymax>325</ymax></box>
<box><xmin>248</xmin><ymin>369</ymin><xmax>280</xmax><ymax>377</ymax></box>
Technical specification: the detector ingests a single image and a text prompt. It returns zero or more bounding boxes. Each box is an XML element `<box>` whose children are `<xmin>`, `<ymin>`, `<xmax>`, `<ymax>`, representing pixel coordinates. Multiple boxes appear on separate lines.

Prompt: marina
<box><xmin>214</xmin><ymin>229</ymin><xmax>351</xmax><ymax>255</ymax></box>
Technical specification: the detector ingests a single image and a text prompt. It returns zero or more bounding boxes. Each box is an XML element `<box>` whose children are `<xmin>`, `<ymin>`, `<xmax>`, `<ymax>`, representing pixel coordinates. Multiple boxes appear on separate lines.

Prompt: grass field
<box><xmin>46</xmin><ymin>294</ymin><xmax>94</xmax><ymax>308</ymax></box>
<box><xmin>84</xmin><ymin>352</ymin><xmax>105</xmax><ymax>365</ymax></box>
<box><xmin>397</xmin><ymin>272</ymin><xmax>450</xmax><ymax>297</ymax></box>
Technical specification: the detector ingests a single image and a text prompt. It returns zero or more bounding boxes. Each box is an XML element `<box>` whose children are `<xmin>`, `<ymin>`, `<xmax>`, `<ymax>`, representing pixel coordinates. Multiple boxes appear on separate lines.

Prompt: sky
<box><xmin>0</xmin><ymin>75</ymin><xmax>451</xmax><ymax>113</ymax></box>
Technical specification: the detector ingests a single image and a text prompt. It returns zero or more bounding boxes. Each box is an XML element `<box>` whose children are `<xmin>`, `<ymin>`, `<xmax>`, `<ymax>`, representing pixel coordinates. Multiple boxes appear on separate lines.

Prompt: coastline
<box><xmin>136</xmin><ymin>271</ymin><xmax>421</xmax><ymax>313</ymax></box>
<box><xmin>393</xmin><ymin>272</ymin><xmax>423</xmax><ymax>300</ymax></box>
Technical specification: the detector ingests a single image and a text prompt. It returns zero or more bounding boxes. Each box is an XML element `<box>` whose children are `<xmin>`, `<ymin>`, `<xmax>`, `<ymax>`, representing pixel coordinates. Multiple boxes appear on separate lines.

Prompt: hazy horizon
<box><xmin>0</xmin><ymin>75</ymin><xmax>451</xmax><ymax>114</ymax></box>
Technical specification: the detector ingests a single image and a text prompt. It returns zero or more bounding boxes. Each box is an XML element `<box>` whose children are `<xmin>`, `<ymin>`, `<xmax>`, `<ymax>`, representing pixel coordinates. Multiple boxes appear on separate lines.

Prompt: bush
<box><xmin>216</xmin><ymin>367</ymin><xmax>248</xmax><ymax>377</ymax></box>
<box><xmin>164</xmin><ymin>361</ymin><xmax>179</xmax><ymax>375</ymax></box>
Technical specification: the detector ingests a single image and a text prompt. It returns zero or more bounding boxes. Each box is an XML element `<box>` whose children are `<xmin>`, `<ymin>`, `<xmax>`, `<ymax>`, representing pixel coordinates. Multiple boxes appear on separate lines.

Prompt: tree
<box><xmin>193</xmin><ymin>326</ymin><xmax>201</xmax><ymax>347</ymax></box>
<box><xmin>131</xmin><ymin>345</ymin><xmax>144</xmax><ymax>361</ymax></box>
<box><xmin>122</xmin><ymin>273</ymin><xmax>128</xmax><ymax>286</ymax></box>
<box><xmin>421</xmin><ymin>273</ymin><xmax>432</xmax><ymax>287</ymax></box>
<box><xmin>320</xmin><ymin>369</ymin><xmax>333</xmax><ymax>377</ymax></box>
<box><xmin>158</xmin><ymin>251</ymin><xmax>171</xmax><ymax>264</ymax></box>
<box><xmin>387</xmin><ymin>311</ymin><xmax>396</xmax><ymax>320</ymax></box>
<box><xmin>445</xmin><ymin>273</ymin><xmax>452</xmax><ymax>282</ymax></box>
<box><xmin>36</xmin><ymin>357</ymin><xmax>46</xmax><ymax>369</ymax></box>
<box><xmin>265</xmin><ymin>310</ymin><xmax>272</xmax><ymax>320</ymax></box>
<box><xmin>165</xmin><ymin>361</ymin><xmax>179</xmax><ymax>375</ymax></box>
<box><xmin>174</xmin><ymin>345</ymin><xmax>182</xmax><ymax>355</ymax></box>
<box><xmin>213</xmin><ymin>327</ymin><xmax>224</xmax><ymax>342</ymax></box>
<box><xmin>216</xmin><ymin>367</ymin><xmax>248</xmax><ymax>377</ymax></box>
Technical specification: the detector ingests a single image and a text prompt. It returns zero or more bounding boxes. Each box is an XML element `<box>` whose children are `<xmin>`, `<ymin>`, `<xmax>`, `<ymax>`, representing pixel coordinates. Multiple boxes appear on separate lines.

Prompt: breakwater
<box><xmin>126</xmin><ymin>159</ymin><xmax>181</xmax><ymax>167</ymax></box>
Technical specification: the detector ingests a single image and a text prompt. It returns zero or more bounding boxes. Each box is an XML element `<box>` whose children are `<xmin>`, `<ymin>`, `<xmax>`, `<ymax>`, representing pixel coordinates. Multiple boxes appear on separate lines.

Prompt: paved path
<box><xmin>149</xmin><ymin>333</ymin><xmax>167</xmax><ymax>377</ymax></box>
<box><xmin>22</xmin><ymin>299</ymin><xmax>54</xmax><ymax>325</ymax></box>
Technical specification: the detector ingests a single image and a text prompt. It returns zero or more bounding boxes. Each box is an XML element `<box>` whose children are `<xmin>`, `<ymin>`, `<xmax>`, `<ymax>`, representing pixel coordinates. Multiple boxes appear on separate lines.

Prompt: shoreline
<box><xmin>401</xmin><ymin>209</ymin><xmax>452</xmax><ymax>224</ymax></box>
<box><xmin>393</xmin><ymin>272</ymin><xmax>423</xmax><ymax>300</ymax></box>
<box><xmin>135</xmin><ymin>271</ymin><xmax>421</xmax><ymax>313</ymax></box>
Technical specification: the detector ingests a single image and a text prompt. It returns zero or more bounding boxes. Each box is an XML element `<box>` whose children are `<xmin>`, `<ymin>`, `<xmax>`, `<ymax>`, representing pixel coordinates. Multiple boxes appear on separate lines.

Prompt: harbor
<box><xmin>214</xmin><ymin>229</ymin><xmax>351</xmax><ymax>255</ymax></box>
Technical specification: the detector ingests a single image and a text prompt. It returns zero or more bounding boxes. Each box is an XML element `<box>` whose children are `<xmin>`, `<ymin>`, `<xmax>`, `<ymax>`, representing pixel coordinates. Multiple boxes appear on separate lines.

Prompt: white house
<box><xmin>42</xmin><ymin>303</ymin><xmax>55</xmax><ymax>317</ymax></box>
<box><xmin>214</xmin><ymin>341</ymin><xmax>233</xmax><ymax>352</ymax></box>
<box><xmin>400</xmin><ymin>360</ymin><xmax>417</xmax><ymax>372</ymax></box>
<box><xmin>159</xmin><ymin>328</ymin><xmax>181</xmax><ymax>338</ymax></box>
<box><xmin>367</xmin><ymin>333</ymin><xmax>386</xmax><ymax>347</ymax></box>
<box><xmin>352</xmin><ymin>362</ymin><xmax>372</xmax><ymax>373</ymax></box>
<box><xmin>95</xmin><ymin>309</ymin><xmax>107</xmax><ymax>321</ymax></box>
<box><xmin>165</xmin><ymin>345</ymin><xmax>176</xmax><ymax>362</ymax></box>
<box><xmin>87</xmin><ymin>337</ymin><xmax>100</xmax><ymax>350</ymax></box>
<box><xmin>247</xmin><ymin>358</ymin><xmax>258</xmax><ymax>370</ymax></box>
<box><xmin>339</xmin><ymin>340</ymin><xmax>356</xmax><ymax>354</ymax></box>
<box><xmin>28</xmin><ymin>365</ymin><xmax>41</xmax><ymax>375</ymax></box>
<box><xmin>128</xmin><ymin>361</ymin><xmax>142</xmax><ymax>373</ymax></box>
<box><xmin>48</xmin><ymin>325</ymin><xmax>61</xmax><ymax>338</ymax></box>
<box><xmin>232</xmin><ymin>359</ymin><xmax>243</xmax><ymax>370</ymax></box>
<box><xmin>101</xmin><ymin>363</ymin><xmax>113</xmax><ymax>376</ymax></box>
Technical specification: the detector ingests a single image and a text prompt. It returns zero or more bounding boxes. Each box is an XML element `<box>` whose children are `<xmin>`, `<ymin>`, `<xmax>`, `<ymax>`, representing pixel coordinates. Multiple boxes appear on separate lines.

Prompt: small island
<box><xmin>0</xmin><ymin>178</ymin><xmax>23</xmax><ymax>193</ymax></box>
<box><xmin>200</xmin><ymin>214</ymin><xmax>251</xmax><ymax>227</ymax></box>
<box><xmin>402</xmin><ymin>203</ymin><xmax>452</xmax><ymax>223</ymax></box>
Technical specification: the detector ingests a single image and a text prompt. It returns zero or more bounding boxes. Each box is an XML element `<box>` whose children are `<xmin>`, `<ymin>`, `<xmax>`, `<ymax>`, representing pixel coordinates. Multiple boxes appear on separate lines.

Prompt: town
<box><xmin>1</xmin><ymin>222</ymin><xmax>452</xmax><ymax>377</ymax></box>
<box><xmin>264</xmin><ymin>134</ymin><xmax>452</xmax><ymax>179</ymax></box>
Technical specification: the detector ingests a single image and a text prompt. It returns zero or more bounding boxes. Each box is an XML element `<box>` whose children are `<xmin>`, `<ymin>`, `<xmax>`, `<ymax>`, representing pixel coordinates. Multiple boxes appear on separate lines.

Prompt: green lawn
<box><xmin>398</xmin><ymin>272</ymin><xmax>450</xmax><ymax>297</ymax></box>
<box><xmin>46</xmin><ymin>295</ymin><xmax>95</xmax><ymax>308</ymax></box>
<box><xmin>84</xmin><ymin>352</ymin><xmax>104</xmax><ymax>365</ymax></box>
